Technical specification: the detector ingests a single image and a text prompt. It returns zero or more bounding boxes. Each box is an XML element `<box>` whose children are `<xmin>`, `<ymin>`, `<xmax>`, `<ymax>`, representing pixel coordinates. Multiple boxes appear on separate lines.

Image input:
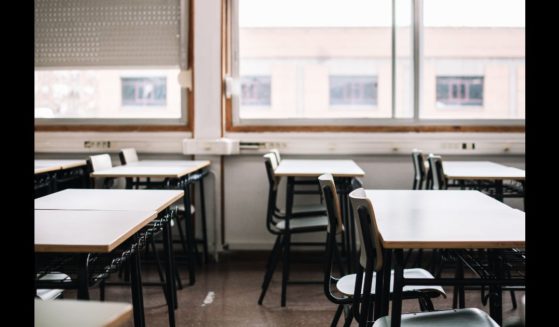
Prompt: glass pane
<box><xmin>421</xmin><ymin>0</ymin><xmax>525</xmax><ymax>120</ymax></box>
<box><xmin>35</xmin><ymin>69</ymin><xmax>183</xmax><ymax>120</ymax></box>
<box><xmin>237</xmin><ymin>0</ymin><xmax>392</xmax><ymax>120</ymax></box>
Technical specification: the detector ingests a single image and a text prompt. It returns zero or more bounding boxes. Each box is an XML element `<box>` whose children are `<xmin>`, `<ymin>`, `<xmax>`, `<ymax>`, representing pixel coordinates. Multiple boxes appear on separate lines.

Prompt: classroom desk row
<box><xmin>35</xmin><ymin>189</ymin><xmax>184</xmax><ymax>327</ymax></box>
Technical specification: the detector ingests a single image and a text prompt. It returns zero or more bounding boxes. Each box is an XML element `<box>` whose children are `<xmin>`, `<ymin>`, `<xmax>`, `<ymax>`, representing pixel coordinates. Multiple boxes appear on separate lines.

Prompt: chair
<box><xmin>269</xmin><ymin>148</ymin><xmax>325</xmax><ymax>204</ymax></box>
<box><xmin>349</xmin><ymin>188</ymin><xmax>499</xmax><ymax>327</ymax></box>
<box><xmin>328</xmin><ymin>186</ymin><xmax>445</xmax><ymax>326</ymax></box>
<box><xmin>267</xmin><ymin>150</ymin><xmax>326</xmax><ymax>218</ymax></box>
<box><xmin>87</xmin><ymin>154</ymin><xmax>115</xmax><ymax>189</ymax></box>
<box><xmin>257</xmin><ymin>153</ymin><xmax>329</xmax><ymax>306</ymax></box>
<box><xmin>411</xmin><ymin>149</ymin><xmax>428</xmax><ymax>190</ymax></box>
<box><xmin>427</xmin><ymin>154</ymin><xmax>447</xmax><ymax>190</ymax></box>
<box><xmin>36</xmin><ymin>273</ymin><xmax>67</xmax><ymax>300</ymax></box>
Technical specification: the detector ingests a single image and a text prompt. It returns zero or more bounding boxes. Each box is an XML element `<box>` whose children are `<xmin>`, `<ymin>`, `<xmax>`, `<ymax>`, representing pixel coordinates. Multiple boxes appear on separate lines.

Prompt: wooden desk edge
<box><xmin>382</xmin><ymin>240</ymin><xmax>526</xmax><ymax>249</ymax></box>
<box><xmin>35</xmin><ymin>211</ymin><xmax>157</xmax><ymax>253</ymax></box>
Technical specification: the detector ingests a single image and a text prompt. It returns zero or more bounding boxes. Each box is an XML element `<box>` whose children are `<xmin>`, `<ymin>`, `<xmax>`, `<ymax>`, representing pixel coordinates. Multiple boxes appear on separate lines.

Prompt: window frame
<box><xmin>222</xmin><ymin>0</ymin><xmax>525</xmax><ymax>133</ymax></box>
<box><xmin>34</xmin><ymin>0</ymin><xmax>194</xmax><ymax>132</ymax></box>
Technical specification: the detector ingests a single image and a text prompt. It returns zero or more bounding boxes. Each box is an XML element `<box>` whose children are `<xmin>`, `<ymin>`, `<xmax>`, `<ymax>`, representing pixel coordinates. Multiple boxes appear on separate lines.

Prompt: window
<box><xmin>34</xmin><ymin>0</ymin><xmax>190</xmax><ymax>128</ymax></box>
<box><xmin>241</xmin><ymin>76</ymin><xmax>271</xmax><ymax>106</ymax></box>
<box><xmin>330</xmin><ymin>76</ymin><xmax>378</xmax><ymax>106</ymax></box>
<box><xmin>421</xmin><ymin>0</ymin><xmax>524</xmax><ymax>121</ymax></box>
<box><xmin>436</xmin><ymin>77</ymin><xmax>483</xmax><ymax>107</ymax></box>
<box><xmin>122</xmin><ymin>77</ymin><xmax>167</xmax><ymax>107</ymax></box>
<box><xmin>226</xmin><ymin>0</ymin><xmax>524</xmax><ymax>130</ymax></box>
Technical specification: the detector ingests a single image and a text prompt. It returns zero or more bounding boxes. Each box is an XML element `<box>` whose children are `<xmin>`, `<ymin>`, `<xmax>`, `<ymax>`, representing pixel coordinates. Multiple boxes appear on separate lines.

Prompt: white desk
<box><xmin>35</xmin><ymin>209</ymin><xmax>157</xmax><ymax>253</ymax></box>
<box><xmin>126</xmin><ymin>160</ymin><xmax>210</xmax><ymax>167</ymax></box>
<box><xmin>90</xmin><ymin>161</ymin><xmax>210</xmax><ymax>278</ymax></box>
<box><xmin>443</xmin><ymin>161</ymin><xmax>525</xmax><ymax>181</ymax></box>
<box><xmin>275</xmin><ymin>159</ymin><xmax>365</xmax><ymax>279</ymax></box>
<box><xmin>35</xmin><ymin>189</ymin><xmax>184</xmax><ymax>214</ymax></box>
<box><xmin>35</xmin><ymin>159</ymin><xmax>87</xmax><ymax>175</ymax></box>
<box><xmin>360</xmin><ymin>190</ymin><xmax>524</xmax><ymax>326</ymax></box>
<box><xmin>34</xmin><ymin>160</ymin><xmax>89</xmax><ymax>194</ymax></box>
<box><xmin>35</xmin><ymin>189</ymin><xmax>183</xmax><ymax>326</ymax></box>
<box><xmin>275</xmin><ymin>159</ymin><xmax>365</xmax><ymax>177</ymax></box>
<box><xmin>443</xmin><ymin>161</ymin><xmax>525</xmax><ymax>202</ymax></box>
<box><xmin>35</xmin><ymin>299</ymin><xmax>132</xmax><ymax>327</ymax></box>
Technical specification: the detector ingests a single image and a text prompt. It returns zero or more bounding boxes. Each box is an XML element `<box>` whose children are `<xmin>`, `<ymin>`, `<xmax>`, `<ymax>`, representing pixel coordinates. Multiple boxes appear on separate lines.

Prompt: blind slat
<box><xmin>35</xmin><ymin>0</ymin><xmax>187</xmax><ymax>68</ymax></box>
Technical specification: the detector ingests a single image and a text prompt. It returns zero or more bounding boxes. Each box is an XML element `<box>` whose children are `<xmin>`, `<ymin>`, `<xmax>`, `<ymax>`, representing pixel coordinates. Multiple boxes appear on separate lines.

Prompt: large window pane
<box><xmin>421</xmin><ymin>0</ymin><xmax>525</xmax><ymax>120</ymax></box>
<box><xmin>236</xmin><ymin>0</ymin><xmax>392</xmax><ymax>120</ymax></box>
<box><xmin>35</xmin><ymin>69</ymin><xmax>183</xmax><ymax>120</ymax></box>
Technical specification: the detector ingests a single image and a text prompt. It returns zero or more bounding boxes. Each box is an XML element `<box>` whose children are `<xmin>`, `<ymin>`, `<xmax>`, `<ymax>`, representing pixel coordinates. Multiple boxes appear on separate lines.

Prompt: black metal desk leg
<box><xmin>390</xmin><ymin>249</ymin><xmax>404</xmax><ymax>327</ymax></box>
<box><xmin>130</xmin><ymin>239</ymin><xmax>146</xmax><ymax>327</ymax></box>
<box><xmin>183</xmin><ymin>181</ymin><xmax>196</xmax><ymax>285</ymax></box>
<box><xmin>77</xmin><ymin>253</ymin><xmax>90</xmax><ymax>300</ymax></box>
<box><xmin>380</xmin><ymin>249</ymin><xmax>392</xmax><ymax>319</ymax></box>
<box><xmin>281</xmin><ymin>177</ymin><xmax>295</xmax><ymax>307</ymax></box>
<box><xmin>489</xmin><ymin>250</ymin><xmax>504</xmax><ymax>325</ymax></box>
<box><xmin>199</xmin><ymin>176</ymin><xmax>209</xmax><ymax>264</ymax></box>
<box><xmin>162</xmin><ymin>216</ymin><xmax>177</xmax><ymax>326</ymax></box>
<box><xmin>495</xmin><ymin>180</ymin><xmax>504</xmax><ymax>202</ymax></box>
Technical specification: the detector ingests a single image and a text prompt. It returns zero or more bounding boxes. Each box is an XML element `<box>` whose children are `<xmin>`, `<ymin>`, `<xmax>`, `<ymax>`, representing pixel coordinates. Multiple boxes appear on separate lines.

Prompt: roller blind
<box><xmin>34</xmin><ymin>0</ymin><xmax>188</xmax><ymax>68</ymax></box>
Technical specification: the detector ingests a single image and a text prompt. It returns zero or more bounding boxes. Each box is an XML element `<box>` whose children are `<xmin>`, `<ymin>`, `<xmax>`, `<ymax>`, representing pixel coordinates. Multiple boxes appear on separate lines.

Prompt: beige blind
<box><xmin>35</xmin><ymin>0</ymin><xmax>187</xmax><ymax>68</ymax></box>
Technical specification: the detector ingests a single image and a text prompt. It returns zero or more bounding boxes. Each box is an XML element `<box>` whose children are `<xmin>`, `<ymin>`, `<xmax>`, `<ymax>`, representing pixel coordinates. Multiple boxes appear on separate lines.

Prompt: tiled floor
<box><xmin>65</xmin><ymin>250</ymin><xmax>524</xmax><ymax>326</ymax></box>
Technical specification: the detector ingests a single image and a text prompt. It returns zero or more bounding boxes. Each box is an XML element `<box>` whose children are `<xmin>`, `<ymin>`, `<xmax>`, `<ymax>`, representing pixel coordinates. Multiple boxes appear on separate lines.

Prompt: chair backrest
<box><xmin>318</xmin><ymin>173</ymin><xmax>347</xmax><ymax>303</ymax></box>
<box><xmin>428</xmin><ymin>154</ymin><xmax>447</xmax><ymax>190</ymax></box>
<box><xmin>88</xmin><ymin>154</ymin><xmax>112</xmax><ymax>172</ymax></box>
<box><xmin>119</xmin><ymin>148</ymin><xmax>139</xmax><ymax>165</ymax></box>
<box><xmin>87</xmin><ymin>154</ymin><xmax>113</xmax><ymax>188</ymax></box>
<box><xmin>349</xmin><ymin>188</ymin><xmax>383</xmax><ymax>272</ymax></box>
<box><xmin>263</xmin><ymin>153</ymin><xmax>281</xmax><ymax>232</ymax></box>
<box><xmin>263</xmin><ymin>153</ymin><xmax>280</xmax><ymax>190</ymax></box>
<box><xmin>270</xmin><ymin>148</ymin><xmax>281</xmax><ymax>164</ymax></box>
<box><xmin>411</xmin><ymin>149</ymin><xmax>427</xmax><ymax>190</ymax></box>
<box><xmin>319</xmin><ymin>174</ymin><xmax>344</xmax><ymax>234</ymax></box>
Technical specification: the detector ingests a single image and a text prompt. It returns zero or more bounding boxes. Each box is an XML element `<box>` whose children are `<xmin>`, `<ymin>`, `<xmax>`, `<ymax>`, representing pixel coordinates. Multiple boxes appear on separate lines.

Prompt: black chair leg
<box><xmin>258</xmin><ymin>235</ymin><xmax>283</xmax><ymax>305</ymax></box>
<box><xmin>150</xmin><ymin>237</ymin><xmax>169</xmax><ymax>304</ymax></box>
<box><xmin>99</xmin><ymin>280</ymin><xmax>106</xmax><ymax>301</ymax></box>
<box><xmin>281</xmin><ymin>233</ymin><xmax>291</xmax><ymax>307</ymax></box>
<box><xmin>174</xmin><ymin>213</ymin><xmax>189</xmax><ymax>261</ymax></box>
<box><xmin>330</xmin><ymin>304</ymin><xmax>344</xmax><ymax>327</ymax></box>
<box><xmin>342</xmin><ymin>304</ymin><xmax>353</xmax><ymax>327</ymax></box>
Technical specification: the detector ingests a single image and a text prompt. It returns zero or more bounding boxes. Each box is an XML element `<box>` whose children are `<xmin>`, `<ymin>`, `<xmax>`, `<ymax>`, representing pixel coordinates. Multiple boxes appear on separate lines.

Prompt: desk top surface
<box><xmin>35</xmin><ymin>299</ymin><xmax>132</xmax><ymax>327</ymax></box>
<box><xmin>126</xmin><ymin>160</ymin><xmax>210</xmax><ymax>168</ymax></box>
<box><xmin>35</xmin><ymin>159</ymin><xmax>87</xmax><ymax>174</ymax></box>
<box><xmin>443</xmin><ymin>161</ymin><xmax>525</xmax><ymax>180</ymax></box>
<box><xmin>35</xmin><ymin>189</ymin><xmax>183</xmax><ymax>213</ymax></box>
<box><xmin>275</xmin><ymin>159</ymin><xmax>365</xmax><ymax>177</ymax></box>
<box><xmin>35</xmin><ymin>209</ymin><xmax>156</xmax><ymax>253</ymax></box>
<box><xmin>90</xmin><ymin>161</ymin><xmax>209</xmax><ymax>178</ymax></box>
<box><xmin>363</xmin><ymin>190</ymin><xmax>525</xmax><ymax>249</ymax></box>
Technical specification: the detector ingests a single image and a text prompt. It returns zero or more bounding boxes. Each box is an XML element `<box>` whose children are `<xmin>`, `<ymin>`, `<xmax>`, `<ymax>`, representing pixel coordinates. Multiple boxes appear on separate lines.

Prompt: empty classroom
<box><xmin>33</xmin><ymin>0</ymin><xmax>525</xmax><ymax>326</ymax></box>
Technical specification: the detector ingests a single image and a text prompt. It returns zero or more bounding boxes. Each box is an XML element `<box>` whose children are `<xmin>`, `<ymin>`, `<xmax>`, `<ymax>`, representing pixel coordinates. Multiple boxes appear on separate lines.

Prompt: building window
<box><xmin>227</xmin><ymin>0</ymin><xmax>525</xmax><ymax>129</ymax></box>
<box><xmin>436</xmin><ymin>76</ymin><xmax>483</xmax><ymax>106</ymax></box>
<box><xmin>241</xmin><ymin>76</ymin><xmax>271</xmax><ymax>106</ymax></box>
<box><xmin>330</xmin><ymin>76</ymin><xmax>378</xmax><ymax>106</ymax></box>
<box><xmin>122</xmin><ymin>77</ymin><xmax>167</xmax><ymax>107</ymax></box>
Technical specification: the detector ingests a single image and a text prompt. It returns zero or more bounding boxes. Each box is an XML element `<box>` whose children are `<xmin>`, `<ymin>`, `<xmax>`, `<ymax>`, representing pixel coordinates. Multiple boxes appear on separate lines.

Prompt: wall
<box><xmin>223</xmin><ymin>153</ymin><xmax>524</xmax><ymax>250</ymax></box>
